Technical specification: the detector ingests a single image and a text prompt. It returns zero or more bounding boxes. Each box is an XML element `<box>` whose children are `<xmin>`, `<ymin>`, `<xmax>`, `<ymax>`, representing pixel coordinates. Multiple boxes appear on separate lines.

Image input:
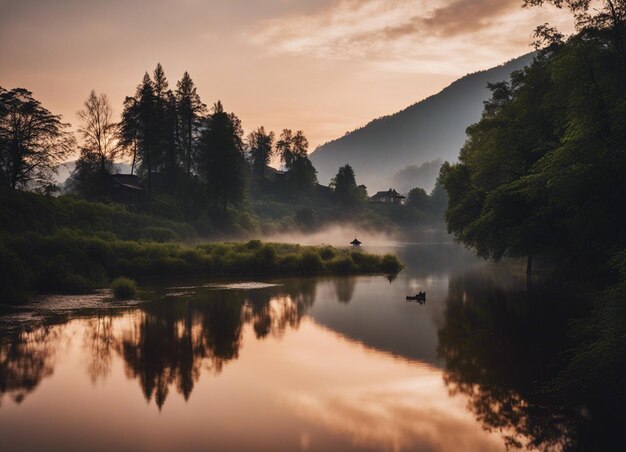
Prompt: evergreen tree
<box><xmin>330</xmin><ymin>164</ymin><xmax>359</xmax><ymax>205</ymax></box>
<box><xmin>175</xmin><ymin>71</ymin><xmax>206</xmax><ymax>179</ymax></box>
<box><xmin>197</xmin><ymin>101</ymin><xmax>247</xmax><ymax>211</ymax></box>
<box><xmin>151</xmin><ymin>63</ymin><xmax>178</xmax><ymax>190</ymax></box>
<box><xmin>119</xmin><ymin>73</ymin><xmax>157</xmax><ymax>199</ymax></box>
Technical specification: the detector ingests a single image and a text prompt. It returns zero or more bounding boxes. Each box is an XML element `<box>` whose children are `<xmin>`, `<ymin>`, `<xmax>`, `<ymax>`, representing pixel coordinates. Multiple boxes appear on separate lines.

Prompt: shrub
<box><xmin>299</xmin><ymin>250</ymin><xmax>323</xmax><ymax>273</ymax></box>
<box><xmin>328</xmin><ymin>256</ymin><xmax>357</xmax><ymax>273</ymax></box>
<box><xmin>140</xmin><ymin>226</ymin><xmax>180</xmax><ymax>243</ymax></box>
<box><xmin>381</xmin><ymin>254</ymin><xmax>403</xmax><ymax>273</ymax></box>
<box><xmin>111</xmin><ymin>277</ymin><xmax>137</xmax><ymax>300</ymax></box>
<box><xmin>319</xmin><ymin>245</ymin><xmax>337</xmax><ymax>261</ymax></box>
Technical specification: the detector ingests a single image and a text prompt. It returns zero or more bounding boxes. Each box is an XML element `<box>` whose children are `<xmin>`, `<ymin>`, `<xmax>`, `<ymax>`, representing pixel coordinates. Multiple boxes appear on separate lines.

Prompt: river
<box><xmin>0</xmin><ymin>242</ymin><xmax>614</xmax><ymax>451</ymax></box>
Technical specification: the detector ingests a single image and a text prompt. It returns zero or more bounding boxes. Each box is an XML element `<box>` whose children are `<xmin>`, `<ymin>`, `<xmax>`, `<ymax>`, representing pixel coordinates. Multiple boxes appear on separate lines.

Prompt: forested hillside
<box><xmin>310</xmin><ymin>53</ymin><xmax>535</xmax><ymax>190</ymax></box>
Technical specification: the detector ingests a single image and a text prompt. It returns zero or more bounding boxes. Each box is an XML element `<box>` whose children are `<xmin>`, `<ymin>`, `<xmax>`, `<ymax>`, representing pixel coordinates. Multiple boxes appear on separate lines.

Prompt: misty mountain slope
<box><xmin>310</xmin><ymin>53</ymin><xmax>535</xmax><ymax>191</ymax></box>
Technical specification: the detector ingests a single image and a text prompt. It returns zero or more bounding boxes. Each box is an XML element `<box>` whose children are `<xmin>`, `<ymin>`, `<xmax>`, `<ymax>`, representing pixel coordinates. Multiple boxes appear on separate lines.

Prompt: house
<box><xmin>369</xmin><ymin>188</ymin><xmax>406</xmax><ymax>205</ymax></box>
<box><xmin>108</xmin><ymin>174</ymin><xmax>144</xmax><ymax>204</ymax></box>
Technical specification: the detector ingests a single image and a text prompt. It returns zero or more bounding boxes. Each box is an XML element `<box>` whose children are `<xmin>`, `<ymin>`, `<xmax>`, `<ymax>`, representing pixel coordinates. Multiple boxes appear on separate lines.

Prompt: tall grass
<box><xmin>0</xmin><ymin>234</ymin><xmax>403</xmax><ymax>304</ymax></box>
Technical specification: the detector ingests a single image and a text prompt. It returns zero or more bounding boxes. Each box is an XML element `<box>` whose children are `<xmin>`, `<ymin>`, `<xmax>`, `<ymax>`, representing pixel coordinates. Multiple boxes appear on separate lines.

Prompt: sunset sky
<box><xmin>0</xmin><ymin>0</ymin><xmax>573</xmax><ymax>153</ymax></box>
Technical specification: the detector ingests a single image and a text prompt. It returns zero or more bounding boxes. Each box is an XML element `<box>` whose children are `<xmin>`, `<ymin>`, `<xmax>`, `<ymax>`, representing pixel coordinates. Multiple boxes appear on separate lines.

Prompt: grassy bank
<box><xmin>0</xmin><ymin>234</ymin><xmax>402</xmax><ymax>304</ymax></box>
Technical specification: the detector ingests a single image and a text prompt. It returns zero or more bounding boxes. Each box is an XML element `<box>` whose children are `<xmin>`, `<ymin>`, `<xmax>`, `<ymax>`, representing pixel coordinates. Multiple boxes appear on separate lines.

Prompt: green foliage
<box><xmin>0</xmin><ymin>196</ymin><xmax>402</xmax><ymax>303</ymax></box>
<box><xmin>111</xmin><ymin>277</ymin><xmax>137</xmax><ymax>300</ymax></box>
<box><xmin>442</xmin><ymin>27</ymin><xmax>626</xmax><ymax>270</ymax></box>
<box><xmin>381</xmin><ymin>254</ymin><xmax>403</xmax><ymax>274</ymax></box>
<box><xmin>406</xmin><ymin>187</ymin><xmax>429</xmax><ymax>210</ymax></box>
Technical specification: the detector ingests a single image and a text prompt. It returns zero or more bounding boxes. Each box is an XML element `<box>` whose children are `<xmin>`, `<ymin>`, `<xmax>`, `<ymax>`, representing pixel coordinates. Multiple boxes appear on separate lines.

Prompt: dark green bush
<box><xmin>381</xmin><ymin>254</ymin><xmax>403</xmax><ymax>273</ymax></box>
<box><xmin>299</xmin><ymin>250</ymin><xmax>323</xmax><ymax>273</ymax></box>
<box><xmin>319</xmin><ymin>246</ymin><xmax>337</xmax><ymax>261</ymax></box>
<box><xmin>328</xmin><ymin>256</ymin><xmax>357</xmax><ymax>273</ymax></box>
<box><xmin>111</xmin><ymin>277</ymin><xmax>137</xmax><ymax>300</ymax></box>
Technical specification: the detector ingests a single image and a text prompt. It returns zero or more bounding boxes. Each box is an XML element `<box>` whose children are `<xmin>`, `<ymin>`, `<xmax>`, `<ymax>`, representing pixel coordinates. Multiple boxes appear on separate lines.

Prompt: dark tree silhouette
<box><xmin>120</xmin><ymin>73</ymin><xmax>157</xmax><ymax>199</ymax></box>
<box><xmin>0</xmin><ymin>87</ymin><xmax>74</xmax><ymax>190</ymax></box>
<box><xmin>175</xmin><ymin>71</ymin><xmax>206</xmax><ymax>179</ymax></box>
<box><xmin>246</xmin><ymin>126</ymin><xmax>275</xmax><ymax>179</ymax></box>
<box><xmin>74</xmin><ymin>90</ymin><xmax>120</xmax><ymax>197</ymax></box>
<box><xmin>196</xmin><ymin>101</ymin><xmax>247</xmax><ymax>211</ymax></box>
<box><xmin>330</xmin><ymin>164</ymin><xmax>361</xmax><ymax>205</ymax></box>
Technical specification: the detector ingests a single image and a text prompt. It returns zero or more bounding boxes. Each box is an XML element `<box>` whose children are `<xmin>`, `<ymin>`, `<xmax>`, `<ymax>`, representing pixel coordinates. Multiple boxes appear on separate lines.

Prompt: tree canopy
<box><xmin>0</xmin><ymin>87</ymin><xmax>74</xmax><ymax>190</ymax></box>
<box><xmin>441</xmin><ymin>18</ymin><xmax>626</xmax><ymax>278</ymax></box>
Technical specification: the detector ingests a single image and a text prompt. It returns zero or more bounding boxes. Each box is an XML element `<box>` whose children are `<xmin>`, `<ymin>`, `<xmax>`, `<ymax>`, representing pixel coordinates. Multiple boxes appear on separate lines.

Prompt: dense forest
<box><xmin>0</xmin><ymin>65</ymin><xmax>446</xmax><ymax>237</ymax></box>
<box><xmin>1</xmin><ymin>66</ymin><xmax>427</xmax><ymax>303</ymax></box>
<box><xmin>440</xmin><ymin>1</ymin><xmax>626</xmax><ymax>446</ymax></box>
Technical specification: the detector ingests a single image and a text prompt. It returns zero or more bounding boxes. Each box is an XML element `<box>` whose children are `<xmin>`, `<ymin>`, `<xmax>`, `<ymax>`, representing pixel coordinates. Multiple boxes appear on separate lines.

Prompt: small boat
<box><xmin>406</xmin><ymin>292</ymin><xmax>426</xmax><ymax>302</ymax></box>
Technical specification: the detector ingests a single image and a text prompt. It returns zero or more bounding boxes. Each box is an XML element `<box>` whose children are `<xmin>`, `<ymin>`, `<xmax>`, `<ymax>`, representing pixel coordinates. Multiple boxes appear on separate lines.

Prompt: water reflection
<box><xmin>438</xmin><ymin>268</ymin><xmax>625</xmax><ymax>450</ymax></box>
<box><xmin>0</xmin><ymin>325</ymin><xmax>59</xmax><ymax>405</ymax></box>
<box><xmin>2</xmin><ymin>253</ymin><xmax>623</xmax><ymax>450</ymax></box>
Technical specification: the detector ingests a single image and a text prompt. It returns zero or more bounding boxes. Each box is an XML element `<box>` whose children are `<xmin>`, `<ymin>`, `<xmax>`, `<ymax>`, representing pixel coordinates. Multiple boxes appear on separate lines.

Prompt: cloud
<box><xmin>250</xmin><ymin>0</ymin><xmax>573</xmax><ymax>74</ymax></box>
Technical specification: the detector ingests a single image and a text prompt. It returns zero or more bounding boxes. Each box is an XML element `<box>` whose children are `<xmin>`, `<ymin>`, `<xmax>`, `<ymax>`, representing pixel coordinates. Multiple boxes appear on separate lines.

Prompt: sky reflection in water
<box><xmin>0</xmin><ymin>244</ymin><xmax>523</xmax><ymax>451</ymax></box>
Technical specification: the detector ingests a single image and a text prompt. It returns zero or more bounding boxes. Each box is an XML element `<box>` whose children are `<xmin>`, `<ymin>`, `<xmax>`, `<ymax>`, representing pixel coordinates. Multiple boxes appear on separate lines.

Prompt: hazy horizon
<box><xmin>1</xmin><ymin>0</ymin><xmax>573</xmax><ymax>158</ymax></box>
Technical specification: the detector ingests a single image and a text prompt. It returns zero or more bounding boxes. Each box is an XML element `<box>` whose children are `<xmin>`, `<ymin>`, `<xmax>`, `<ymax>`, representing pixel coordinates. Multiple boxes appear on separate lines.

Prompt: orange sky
<box><xmin>0</xmin><ymin>0</ymin><xmax>574</xmax><ymax>155</ymax></box>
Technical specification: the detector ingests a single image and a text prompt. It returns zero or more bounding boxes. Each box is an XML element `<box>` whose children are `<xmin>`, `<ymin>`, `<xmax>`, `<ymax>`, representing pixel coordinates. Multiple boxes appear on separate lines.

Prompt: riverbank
<box><xmin>0</xmin><ymin>234</ymin><xmax>402</xmax><ymax>304</ymax></box>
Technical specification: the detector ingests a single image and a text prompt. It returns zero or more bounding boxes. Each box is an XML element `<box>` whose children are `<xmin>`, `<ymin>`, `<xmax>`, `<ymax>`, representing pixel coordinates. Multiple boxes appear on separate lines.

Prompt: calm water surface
<box><xmin>0</xmin><ymin>243</ymin><xmax>585</xmax><ymax>451</ymax></box>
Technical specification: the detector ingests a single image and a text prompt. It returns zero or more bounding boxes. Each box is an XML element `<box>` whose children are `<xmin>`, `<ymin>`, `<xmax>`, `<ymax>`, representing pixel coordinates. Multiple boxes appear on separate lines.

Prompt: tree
<box><xmin>441</xmin><ymin>24</ymin><xmax>626</xmax><ymax>286</ymax></box>
<box><xmin>330</xmin><ymin>164</ymin><xmax>359</xmax><ymax>205</ymax></box>
<box><xmin>120</xmin><ymin>73</ymin><xmax>157</xmax><ymax>199</ymax></box>
<box><xmin>66</xmin><ymin>147</ymin><xmax>115</xmax><ymax>199</ymax></box>
<box><xmin>406</xmin><ymin>187</ymin><xmax>429</xmax><ymax>211</ymax></box>
<box><xmin>275</xmin><ymin>128</ymin><xmax>316</xmax><ymax>193</ymax></box>
<box><xmin>277</xmin><ymin>129</ymin><xmax>308</xmax><ymax>170</ymax></box>
<box><xmin>196</xmin><ymin>101</ymin><xmax>247</xmax><ymax>211</ymax></box>
<box><xmin>524</xmin><ymin>0</ymin><xmax>626</xmax><ymax>62</ymax></box>
<box><xmin>246</xmin><ymin>127</ymin><xmax>275</xmax><ymax>179</ymax></box>
<box><xmin>175</xmin><ymin>71</ymin><xmax>206</xmax><ymax>179</ymax></box>
<box><xmin>0</xmin><ymin>87</ymin><xmax>74</xmax><ymax>190</ymax></box>
<box><xmin>151</xmin><ymin>63</ymin><xmax>178</xmax><ymax>189</ymax></box>
<box><xmin>287</xmin><ymin>155</ymin><xmax>317</xmax><ymax>194</ymax></box>
<box><xmin>75</xmin><ymin>90</ymin><xmax>120</xmax><ymax>196</ymax></box>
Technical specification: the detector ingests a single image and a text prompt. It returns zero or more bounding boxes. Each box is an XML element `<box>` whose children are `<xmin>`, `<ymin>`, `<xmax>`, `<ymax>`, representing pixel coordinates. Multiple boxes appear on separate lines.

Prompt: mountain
<box><xmin>309</xmin><ymin>53</ymin><xmax>535</xmax><ymax>193</ymax></box>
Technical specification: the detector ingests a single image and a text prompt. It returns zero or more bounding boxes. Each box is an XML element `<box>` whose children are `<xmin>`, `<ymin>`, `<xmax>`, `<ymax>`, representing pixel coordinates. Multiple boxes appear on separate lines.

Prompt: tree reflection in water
<box><xmin>333</xmin><ymin>277</ymin><xmax>357</xmax><ymax>304</ymax></box>
<box><xmin>438</xmin><ymin>269</ymin><xmax>625</xmax><ymax>450</ymax></box>
<box><xmin>117</xmin><ymin>279</ymin><xmax>317</xmax><ymax>409</ymax></box>
<box><xmin>0</xmin><ymin>324</ymin><xmax>60</xmax><ymax>405</ymax></box>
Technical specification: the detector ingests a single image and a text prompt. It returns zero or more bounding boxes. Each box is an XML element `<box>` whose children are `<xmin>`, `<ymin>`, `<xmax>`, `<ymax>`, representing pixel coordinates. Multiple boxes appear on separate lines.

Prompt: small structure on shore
<box><xmin>369</xmin><ymin>188</ymin><xmax>406</xmax><ymax>205</ymax></box>
<box><xmin>350</xmin><ymin>238</ymin><xmax>362</xmax><ymax>248</ymax></box>
<box><xmin>108</xmin><ymin>174</ymin><xmax>144</xmax><ymax>205</ymax></box>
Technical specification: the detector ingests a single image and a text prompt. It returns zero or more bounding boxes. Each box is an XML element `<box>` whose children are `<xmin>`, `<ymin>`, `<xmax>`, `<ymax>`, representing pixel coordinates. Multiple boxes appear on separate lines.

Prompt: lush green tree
<box><xmin>0</xmin><ymin>87</ymin><xmax>74</xmax><ymax>190</ymax></box>
<box><xmin>246</xmin><ymin>127</ymin><xmax>275</xmax><ymax>179</ymax></box>
<box><xmin>406</xmin><ymin>187</ymin><xmax>429</xmax><ymax>211</ymax></box>
<box><xmin>197</xmin><ymin>101</ymin><xmax>247</xmax><ymax>211</ymax></box>
<box><xmin>442</xmin><ymin>21</ymin><xmax>626</xmax><ymax>284</ymax></box>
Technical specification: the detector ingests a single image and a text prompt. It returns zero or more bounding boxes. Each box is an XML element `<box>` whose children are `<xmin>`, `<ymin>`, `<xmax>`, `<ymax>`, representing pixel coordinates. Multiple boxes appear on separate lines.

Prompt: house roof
<box><xmin>371</xmin><ymin>188</ymin><xmax>406</xmax><ymax>199</ymax></box>
<box><xmin>110</xmin><ymin>174</ymin><xmax>144</xmax><ymax>191</ymax></box>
